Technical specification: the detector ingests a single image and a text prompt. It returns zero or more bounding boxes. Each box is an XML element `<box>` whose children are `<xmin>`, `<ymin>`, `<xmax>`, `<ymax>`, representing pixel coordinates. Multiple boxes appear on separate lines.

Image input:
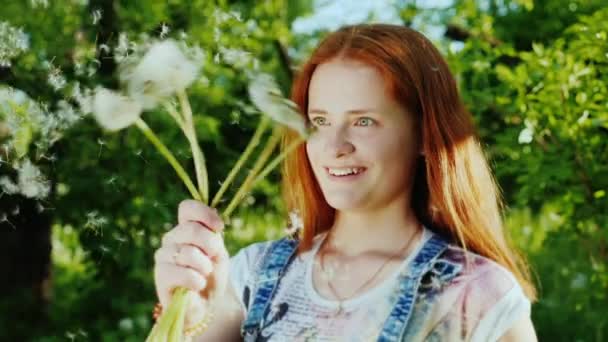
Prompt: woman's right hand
<box><xmin>153</xmin><ymin>199</ymin><xmax>231</xmax><ymax>326</ymax></box>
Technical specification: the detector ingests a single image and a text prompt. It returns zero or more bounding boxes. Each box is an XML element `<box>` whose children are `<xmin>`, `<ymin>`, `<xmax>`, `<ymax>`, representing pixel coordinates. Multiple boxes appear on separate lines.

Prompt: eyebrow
<box><xmin>307</xmin><ymin>108</ymin><xmax>376</xmax><ymax>115</ymax></box>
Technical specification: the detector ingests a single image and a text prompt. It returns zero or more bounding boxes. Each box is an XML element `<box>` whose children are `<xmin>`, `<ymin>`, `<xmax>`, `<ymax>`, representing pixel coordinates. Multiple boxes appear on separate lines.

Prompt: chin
<box><xmin>325</xmin><ymin>196</ymin><xmax>366</xmax><ymax>211</ymax></box>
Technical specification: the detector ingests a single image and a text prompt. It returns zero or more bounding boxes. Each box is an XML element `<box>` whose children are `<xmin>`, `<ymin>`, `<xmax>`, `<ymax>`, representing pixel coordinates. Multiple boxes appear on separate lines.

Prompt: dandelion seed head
<box><xmin>247</xmin><ymin>73</ymin><xmax>308</xmax><ymax>137</ymax></box>
<box><xmin>123</xmin><ymin>39</ymin><xmax>200</xmax><ymax>109</ymax></box>
<box><xmin>92</xmin><ymin>87</ymin><xmax>142</xmax><ymax>131</ymax></box>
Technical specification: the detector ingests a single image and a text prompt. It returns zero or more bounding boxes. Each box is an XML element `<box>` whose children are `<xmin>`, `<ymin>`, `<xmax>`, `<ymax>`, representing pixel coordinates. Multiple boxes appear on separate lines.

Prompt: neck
<box><xmin>326</xmin><ymin>196</ymin><xmax>422</xmax><ymax>257</ymax></box>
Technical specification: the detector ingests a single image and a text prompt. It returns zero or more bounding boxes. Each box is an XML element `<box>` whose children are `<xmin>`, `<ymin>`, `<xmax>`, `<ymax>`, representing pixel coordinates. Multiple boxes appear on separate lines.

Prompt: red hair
<box><xmin>281</xmin><ymin>24</ymin><xmax>536</xmax><ymax>300</ymax></box>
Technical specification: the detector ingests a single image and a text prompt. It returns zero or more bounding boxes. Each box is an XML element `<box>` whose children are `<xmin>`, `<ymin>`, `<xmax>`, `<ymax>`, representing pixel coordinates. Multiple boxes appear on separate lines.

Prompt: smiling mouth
<box><xmin>324</xmin><ymin>167</ymin><xmax>367</xmax><ymax>180</ymax></box>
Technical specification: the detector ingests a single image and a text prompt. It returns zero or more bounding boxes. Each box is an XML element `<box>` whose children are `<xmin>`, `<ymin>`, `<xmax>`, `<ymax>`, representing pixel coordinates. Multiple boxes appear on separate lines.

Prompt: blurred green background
<box><xmin>0</xmin><ymin>0</ymin><xmax>607</xmax><ymax>340</ymax></box>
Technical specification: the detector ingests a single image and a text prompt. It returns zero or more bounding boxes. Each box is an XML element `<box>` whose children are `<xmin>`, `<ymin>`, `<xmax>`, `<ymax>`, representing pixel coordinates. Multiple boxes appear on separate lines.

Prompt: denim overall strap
<box><xmin>378</xmin><ymin>234</ymin><xmax>449</xmax><ymax>342</ymax></box>
<box><xmin>240</xmin><ymin>237</ymin><xmax>299</xmax><ymax>339</ymax></box>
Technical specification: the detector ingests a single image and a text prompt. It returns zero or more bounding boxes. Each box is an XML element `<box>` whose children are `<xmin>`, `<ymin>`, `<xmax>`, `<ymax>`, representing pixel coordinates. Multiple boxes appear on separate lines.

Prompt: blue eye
<box><xmin>356</xmin><ymin>117</ymin><xmax>376</xmax><ymax>127</ymax></box>
<box><xmin>311</xmin><ymin>117</ymin><xmax>328</xmax><ymax>126</ymax></box>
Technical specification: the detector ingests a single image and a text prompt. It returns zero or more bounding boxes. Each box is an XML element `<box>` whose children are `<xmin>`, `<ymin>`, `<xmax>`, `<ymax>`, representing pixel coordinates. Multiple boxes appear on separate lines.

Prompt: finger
<box><xmin>154</xmin><ymin>262</ymin><xmax>208</xmax><ymax>307</ymax></box>
<box><xmin>162</xmin><ymin>222</ymin><xmax>228</xmax><ymax>259</ymax></box>
<box><xmin>154</xmin><ymin>244</ymin><xmax>214</xmax><ymax>277</ymax></box>
<box><xmin>178</xmin><ymin>200</ymin><xmax>224</xmax><ymax>233</ymax></box>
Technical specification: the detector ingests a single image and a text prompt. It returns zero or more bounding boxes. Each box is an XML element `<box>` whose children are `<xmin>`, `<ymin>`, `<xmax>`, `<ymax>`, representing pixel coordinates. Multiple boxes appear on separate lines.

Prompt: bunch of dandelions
<box><xmin>90</xmin><ymin>38</ymin><xmax>309</xmax><ymax>341</ymax></box>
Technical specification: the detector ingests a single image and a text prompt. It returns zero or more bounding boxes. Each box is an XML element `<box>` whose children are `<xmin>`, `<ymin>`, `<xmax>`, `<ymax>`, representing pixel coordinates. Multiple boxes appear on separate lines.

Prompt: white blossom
<box><xmin>71</xmin><ymin>82</ymin><xmax>94</xmax><ymax>114</ymax></box>
<box><xmin>114</xmin><ymin>33</ymin><xmax>132</xmax><ymax>62</ymax></box>
<box><xmin>92</xmin><ymin>87</ymin><xmax>142</xmax><ymax>131</ymax></box>
<box><xmin>48</xmin><ymin>67</ymin><xmax>67</xmax><ymax>90</ymax></box>
<box><xmin>518</xmin><ymin>119</ymin><xmax>535</xmax><ymax>144</ymax></box>
<box><xmin>247</xmin><ymin>73</ymin><xmax>308</xmax><ymax>137</ymax></box>
<box><xmin>122</xmin><ymin>39</ymin><xmax>200</xmax><ymax>109</ymax></box>
<box><xmin>217</xmin><ymin>46</ymin><xmax>255</xmax><ymax>69</ymax></box>
<box><xmin>30</xmin><ymin>0</ymin><xmax>49</xmax><ymax>9</ymax></box>
<box><xmin>0</xmin><ymin>21</ymin><xmax>29</xmax><ymax>67</ymax></box>
<box><xmin>0</xmin><ymin>176</ymin><xmax>19</xmax><ymax>195</ymax></box>
<box><xmin>17</xmin><ymin>159</ymin><xmax>50</xmax><ymax>199</ymax></box>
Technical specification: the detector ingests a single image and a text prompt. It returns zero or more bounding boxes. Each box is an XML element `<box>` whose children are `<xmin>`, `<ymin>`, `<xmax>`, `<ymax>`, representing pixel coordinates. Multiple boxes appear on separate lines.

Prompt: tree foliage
<box><xmin>0</xmin><ymin>0</ymin><xmax>606</xmax><ymax>340</ymax></box>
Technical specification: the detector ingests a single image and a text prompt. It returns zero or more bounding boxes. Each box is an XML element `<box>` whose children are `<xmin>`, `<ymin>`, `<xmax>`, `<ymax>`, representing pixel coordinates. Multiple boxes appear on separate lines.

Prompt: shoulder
<box><xmin>430</xmin><ymin>240</ymin><xmax>532</xmax><ymax>341</ymax></box>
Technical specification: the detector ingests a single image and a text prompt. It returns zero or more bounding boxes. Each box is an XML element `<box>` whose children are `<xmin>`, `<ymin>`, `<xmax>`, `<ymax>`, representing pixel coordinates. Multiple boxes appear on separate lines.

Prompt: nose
<box><xmin>325</xmin><ymin>127</ymin><xmax>355</xmax><ymax>158</ymax></box>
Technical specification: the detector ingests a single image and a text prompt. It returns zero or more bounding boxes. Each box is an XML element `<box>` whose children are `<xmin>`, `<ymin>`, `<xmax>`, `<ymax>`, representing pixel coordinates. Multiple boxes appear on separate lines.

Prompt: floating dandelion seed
<box><xmin>11</xmin><ymin>206</ymin><xmax>19</xmax><ymax>216</ymax></box>
<box><xmin>65</xmin><ymin>331</ymin><xmax>76</xmax><ymax>341</ymax></box>
<box><xmin>98</xmin><ymin>43</ymin><xmax>110</xmax><ymax>54</ymax></box>
<box><xmin>160</xmin><ymin>23</ymin><xmax>170</xmax><ymax>39</ymax></box>
<box><xmin>284</xmin><ymin>209</ymin><xmax>303</xmax><ymax>236</ymax></box>
<box><xmin>97</xmin><ymin>138</ymin><xmax>105</xmax><ymax>158</ymax></box>
<box><xmin>41</xmin><ymin>153</ymin><xmax>57</xmax><ymax>164</ymax></box>
<box><xmin>92</xmin><ymin>9</ymin><xmax>102</xmax><ymax>25</ymax></box>
<box><xmin>36</xmin><ymin>202</ymin><xmax>55</xmax><ymax>213</ymax></box>
<box><xmin>134</xmin><ymin>149</ymin><xmax>148</xmax><ymax>164</ymax></box>
<box><xmin>85</xmin><ymin>211</ymin><xmax>108</xmax><ymax>235</ymax></box>
<box><xmin>0</xmin><ymin>213</ymin><xmax>16</xmax><ymax>229</ymax></box>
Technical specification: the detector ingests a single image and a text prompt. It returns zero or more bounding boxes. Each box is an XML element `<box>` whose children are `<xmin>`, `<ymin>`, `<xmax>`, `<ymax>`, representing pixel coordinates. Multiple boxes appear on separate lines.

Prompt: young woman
<box><xmin>153</xmin><ymin>24</ymin><xmax>538</xmax><ymax>341</ymax></box>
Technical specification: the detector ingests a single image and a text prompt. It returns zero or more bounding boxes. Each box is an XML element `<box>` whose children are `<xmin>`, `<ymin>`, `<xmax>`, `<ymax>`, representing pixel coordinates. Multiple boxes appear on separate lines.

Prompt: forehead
<box><xmin>308</xmin><ymin>59</ymin><xmax>393</xmax><ymax>113</ymax></box>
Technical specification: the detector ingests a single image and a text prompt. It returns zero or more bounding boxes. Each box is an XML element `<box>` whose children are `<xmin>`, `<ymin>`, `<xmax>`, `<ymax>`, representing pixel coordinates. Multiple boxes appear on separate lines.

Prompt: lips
<box><xmin>324</xmin><ymin>166</ymin><xmax>367</xmax><ymax>180</ymax></box>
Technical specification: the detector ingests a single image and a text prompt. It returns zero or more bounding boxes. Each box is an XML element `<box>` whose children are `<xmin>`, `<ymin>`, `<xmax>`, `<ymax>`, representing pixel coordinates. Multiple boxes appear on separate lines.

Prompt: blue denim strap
<box><xmin>240</xmin><ymin>237</ymin><xmax>299</xmax><ymax>339</ymax></box>
<box><xmin>378</xmin><ymin>234</ymin><xmax>449</xmax><ymax>342</ymax></box>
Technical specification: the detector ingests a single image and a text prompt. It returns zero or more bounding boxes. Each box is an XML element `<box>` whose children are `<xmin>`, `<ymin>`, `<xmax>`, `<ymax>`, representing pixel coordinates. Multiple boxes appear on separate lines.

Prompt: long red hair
<box><xmin>281</xmin><ymin>24</ymin><xmax>536</xmax><ymax>301</ymax></box>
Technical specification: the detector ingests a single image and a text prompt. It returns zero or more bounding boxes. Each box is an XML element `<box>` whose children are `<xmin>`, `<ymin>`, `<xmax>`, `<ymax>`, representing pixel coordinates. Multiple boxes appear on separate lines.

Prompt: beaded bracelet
<box><xmin>152</xmin><ymin>302</ymin><xmax>215</xmax><ymax>337</ymax></box>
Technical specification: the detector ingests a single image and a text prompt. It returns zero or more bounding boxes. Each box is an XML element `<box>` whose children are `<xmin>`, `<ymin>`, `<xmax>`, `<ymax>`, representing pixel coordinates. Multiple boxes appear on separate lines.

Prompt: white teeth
<box><xmin>327</xmin><ymin>167</ymin><xmax>363</xmax><ymax>176</ymax></box>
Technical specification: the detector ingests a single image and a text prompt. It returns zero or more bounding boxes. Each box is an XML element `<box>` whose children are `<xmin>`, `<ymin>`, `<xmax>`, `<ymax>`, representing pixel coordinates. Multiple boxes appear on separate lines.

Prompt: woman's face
<box><xmin>306</xmin><ymin>58</ymin><xmax>420</xmax><ymax>212</ymax></box>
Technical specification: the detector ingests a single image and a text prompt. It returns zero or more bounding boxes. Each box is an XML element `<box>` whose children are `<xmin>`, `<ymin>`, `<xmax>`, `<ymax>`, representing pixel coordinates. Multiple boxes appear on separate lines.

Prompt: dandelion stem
<box><xmin>134</xmin><ymin>118</ymin><xmax>201</xmax><ymax>201</ymax></box>
<box><xmin>222</xmin><ymin>126</ymin><xmax>283</xmax><ymax>219</ymax></box>
<box><xmin>162</xmin><ymin>102</ymin><xmax>187</xmax><ymax>135</ymax></box>
<box><xmin>211</xmin><ymin>116</ymin><xmax>271</xmax><ymax>208</ymax></box>
<box><xmin>178</xmin><ymin>91</ymin><xmax>209</xmax><ymax>204</ymax></box>
<box><xmin>251</xmin><ymin>135</ymin><xmax>305</xmax><ymax>188</ymax></box>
